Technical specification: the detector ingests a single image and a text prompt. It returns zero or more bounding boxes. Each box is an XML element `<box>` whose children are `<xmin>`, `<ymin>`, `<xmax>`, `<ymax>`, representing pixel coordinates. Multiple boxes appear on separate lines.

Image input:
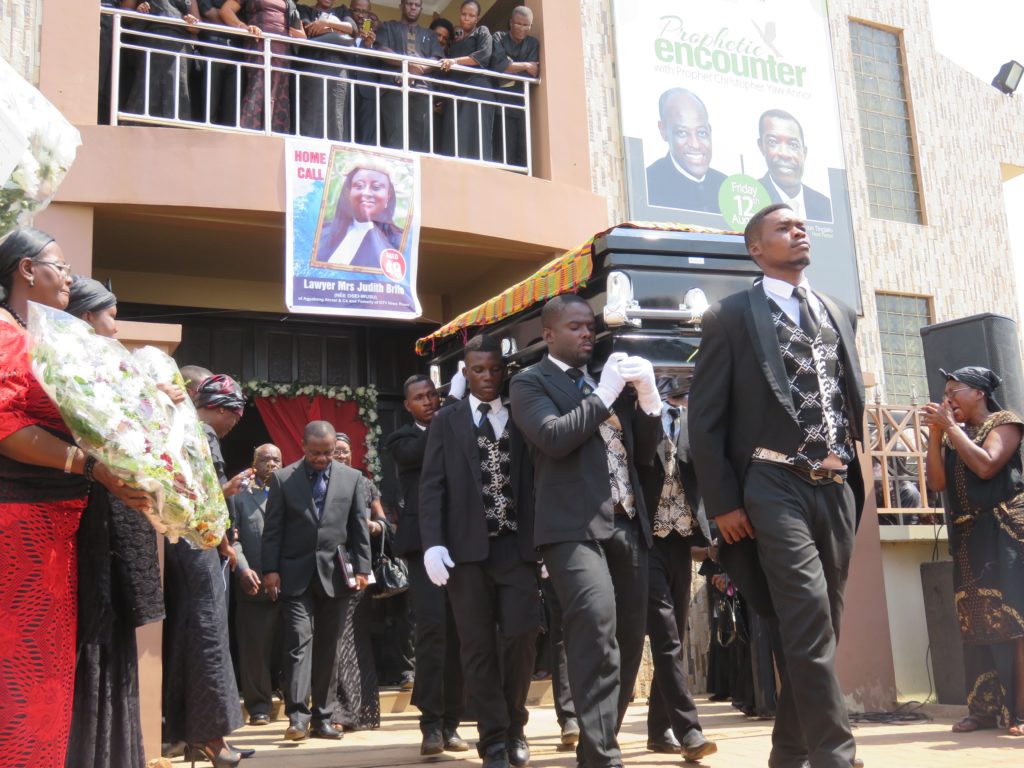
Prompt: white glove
<box><xmin>594</xmin><ymin>352</ymin><xmax>628</xmax><ymax>409</ymax></box>
<box><xmin>618</xmin><ymin>356</ymin><xmax>661</xmax><ymax>415</ymax></box>
<box><xmin>448</xmin><ymin>361</ymin><xmax>467</xmax><ymax>400</ymax></box>
<box><xmin>423</xmin><ymin>545</ymin><xmax>454</xmax><ymax>586</ymax></box>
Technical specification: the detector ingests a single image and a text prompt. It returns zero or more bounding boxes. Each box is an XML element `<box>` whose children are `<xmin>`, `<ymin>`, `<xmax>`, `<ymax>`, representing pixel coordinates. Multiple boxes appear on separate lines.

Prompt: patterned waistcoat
<box><xmin>477</xmin><ymin>426</ymin><xmax>518</xmax><ymax>536</ymax></box>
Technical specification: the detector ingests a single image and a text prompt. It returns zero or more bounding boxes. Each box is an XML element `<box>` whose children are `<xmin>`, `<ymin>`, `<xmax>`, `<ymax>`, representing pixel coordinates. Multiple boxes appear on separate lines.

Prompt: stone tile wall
<box><xmin>1</xmin><ymin>0</ymin><xmax>41</xmax><ymax>83</ymax></box>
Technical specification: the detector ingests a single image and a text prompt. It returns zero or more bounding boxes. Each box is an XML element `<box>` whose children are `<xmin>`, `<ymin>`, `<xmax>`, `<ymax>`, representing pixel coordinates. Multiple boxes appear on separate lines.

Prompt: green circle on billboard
<box><xmin>718</xmin><ymin>175</ymin><xmax>772</xmax><ymax>230</ymax></box>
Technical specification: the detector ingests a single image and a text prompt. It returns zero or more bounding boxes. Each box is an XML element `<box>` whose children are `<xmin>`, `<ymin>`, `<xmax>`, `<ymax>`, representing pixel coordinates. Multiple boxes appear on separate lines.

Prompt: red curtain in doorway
<box><xmin>254</xmin><ymin>396</ymin><xmax>369</xmax><ymax>470</ymax></box>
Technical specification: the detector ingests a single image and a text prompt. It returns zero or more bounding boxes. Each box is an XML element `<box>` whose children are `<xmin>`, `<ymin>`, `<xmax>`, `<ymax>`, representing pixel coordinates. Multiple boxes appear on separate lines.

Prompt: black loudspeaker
<box><xmin>919</xmin><ymin>313</ymin><xmax>1024</xmax><ymax>414</ymax></box>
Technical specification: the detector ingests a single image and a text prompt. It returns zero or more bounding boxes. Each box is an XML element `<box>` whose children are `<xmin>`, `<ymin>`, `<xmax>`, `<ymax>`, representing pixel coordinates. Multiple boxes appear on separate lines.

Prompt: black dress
<box><xmin>944</xmin><ymin>410</ymin><xmax>1024</xmax><ymax>728</ymax></box>
<box><xmin>66</xmin><ymin>488</ymin><xmax>165</xmax><ymax>768</ymax></box>
<box><xmin>442</xmin><ymin>25</ymin><xmax>493</xmax><ymax>160</ymax></box>
<box><xmin>331</xmin><ymin>476</ymin><xmax>381</xmax><ymax>730</ymax></box>
<box><xmin>124</xmin><ymin>0</ymin><xmax>193</xmax><ymax>120</ymax></box>
<box><xmin>162</xmin><ymin>425</ymin><xmax>243</xmax><ymax>745</ymax></box>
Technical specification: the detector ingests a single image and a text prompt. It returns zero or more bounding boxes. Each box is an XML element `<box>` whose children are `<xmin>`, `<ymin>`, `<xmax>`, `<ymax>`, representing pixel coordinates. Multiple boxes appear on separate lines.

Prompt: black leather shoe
<box><xmin>248</xmin><ymin>713</ymin><xmax>270</xmax><ymax>726</ymax></box>
<box><xmin>646</xmin><ymin>729</ymin><xmax>681</xmax><ymax>753</ymax></box>
<box><xmin>680</xmin><ymin>729</ymin><xmax>717</xmax><ymax>763</ymax></box>
<box><xmin>283</xmin><ymin>721</ymin><xmax>309</xmax><ymax>741</ymax></box>
<box><xmin>508</xmin><ymin>734</ymin><xmax>530</xmax><ymax>767</ymax></box>
<box><xmin>482</xmin><ymin>744</ymin><xmax>510</xmax><ymax>768</ymax></box>
<box><xmin>310</xmin><ymin>721</ymin><xmax>342</xmax><ymax>740</ymax></box>
<box><xmin>444</xmin><ymin>729</ymin><xmax>470</xmax><ymax>752</ymax></box>
<box><xmin>421</xmin><ymin>729</ymin><xmax>444</xmax><ymax>756</ymax></box>
<box><xmin>560</xmin><ymin>718</ymin><xmax>580</xmax><ymax>747</ymax></box>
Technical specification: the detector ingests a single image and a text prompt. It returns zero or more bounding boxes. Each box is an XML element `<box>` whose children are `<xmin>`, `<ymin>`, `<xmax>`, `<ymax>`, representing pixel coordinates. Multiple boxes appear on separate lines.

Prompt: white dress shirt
<box><xmin>670</xmin><ymin>154</ymin><xmax>707</xmax><ymax>184</ymax></box>
<box><xmin>468</xmin><ymin>393</ymin><xmax>508</xmax><ymax>437</ymax></box>
<box><xmin>547</xmin><ymin>355</ymin><xmax>616</xmax><ymax>409</ymax></box>
<box><xmin>768</xmin><ymin>176</ymin><xmax>807</xmax><ymax>220</ymax></box>
<box><xmin>762</xmin><ymin>274</ymin><xmax>822</xmax><ymax>329</ymax></box>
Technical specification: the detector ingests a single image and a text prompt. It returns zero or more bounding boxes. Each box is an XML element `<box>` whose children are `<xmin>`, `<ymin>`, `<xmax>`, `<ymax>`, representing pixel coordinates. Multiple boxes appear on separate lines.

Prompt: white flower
<box><xmin>356</xmin><ymin>387</ymin><xmax>365</xmax><ymax>396</ymax></box>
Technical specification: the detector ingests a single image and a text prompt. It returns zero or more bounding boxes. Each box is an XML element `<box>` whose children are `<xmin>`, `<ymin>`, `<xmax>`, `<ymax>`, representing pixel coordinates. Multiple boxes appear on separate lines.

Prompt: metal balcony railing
<box><xmin>102</xmin><ymin>8</ymin><xmax>537</xmax><ymax>174</ymax></box>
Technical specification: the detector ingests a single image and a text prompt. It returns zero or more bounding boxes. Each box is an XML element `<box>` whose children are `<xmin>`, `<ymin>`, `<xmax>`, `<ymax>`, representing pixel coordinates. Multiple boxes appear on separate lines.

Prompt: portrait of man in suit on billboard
<box><xmin>645</xmin><ymin>88</ymin><xmax>727</xmax><ymax>213</ymax></box>
<box><xmin>757</xmin><ymin>109</ymin><xmax>833</xmax><ymax>222</ymax></box>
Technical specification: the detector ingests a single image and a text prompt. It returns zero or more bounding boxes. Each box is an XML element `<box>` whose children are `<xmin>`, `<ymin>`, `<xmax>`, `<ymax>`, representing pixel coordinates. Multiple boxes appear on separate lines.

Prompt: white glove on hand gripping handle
<box><xmin>594</xmin><ymin>352</ymin><xmax>628</xmax><ymax>409</ymax></box>
<box><xmin>448</xmin><ymin>362</ymin><xmax>467</xmax><ymax>400</ymax></box>
<box><xmin>618</xmin><ymin>356</ymin><xmax>661</xmax><ymax>415</ymax></box>
<box><xmin>423</xmin><ymin>545</ymin><xmax>454</xmax><ymax>586</ymax></box>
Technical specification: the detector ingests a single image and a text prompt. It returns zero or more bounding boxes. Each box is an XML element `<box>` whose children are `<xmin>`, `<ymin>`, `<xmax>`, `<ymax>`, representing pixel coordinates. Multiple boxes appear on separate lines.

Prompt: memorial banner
<box><xmin>285</xmin><ymin>139</ymin><xmax>422</xmax><ymax>318</ymax></box>
<box><xmin>612</xmin><ymin>0</ymin><xmax>861</xmax><ymax>309</ymax></box>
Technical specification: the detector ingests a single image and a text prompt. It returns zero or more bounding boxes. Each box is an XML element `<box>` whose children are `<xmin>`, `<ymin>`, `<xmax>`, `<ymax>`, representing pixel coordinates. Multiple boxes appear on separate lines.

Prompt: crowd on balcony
<box><xmin>98</xmin><ymin>0</ymin><xmax>541</xmax><ymax>166</ymax></box>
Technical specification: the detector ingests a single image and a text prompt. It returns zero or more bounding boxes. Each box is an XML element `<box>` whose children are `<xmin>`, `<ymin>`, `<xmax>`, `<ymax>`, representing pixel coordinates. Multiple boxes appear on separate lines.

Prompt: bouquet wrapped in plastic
<box><xmin>27</xmin><ymin>302</ymin><xmax>228</xmax><ymax>548</ymax></box>
<box><xmin>0</xmin><ymin>56</ymin><xmax>82</xmax><ymax>235</ymax></box>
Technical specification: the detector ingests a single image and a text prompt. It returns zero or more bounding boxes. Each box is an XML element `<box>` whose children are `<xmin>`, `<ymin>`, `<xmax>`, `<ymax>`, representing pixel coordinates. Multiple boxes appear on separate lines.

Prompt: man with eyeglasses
<box><xmin>645</xmin><ymin>87</ymin><xmax>727</xmax><ymax>213</ymax></box>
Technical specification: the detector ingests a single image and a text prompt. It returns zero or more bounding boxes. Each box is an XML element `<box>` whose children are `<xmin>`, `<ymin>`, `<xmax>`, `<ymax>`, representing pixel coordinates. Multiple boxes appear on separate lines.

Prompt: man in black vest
<box><xmin>375</xmin><ymin>0</ymin><xmax>445</xmax><ymax>151</ymax></box>
<box><xmin>636</xmin><ymin>377</ymin><xmax>716</xmax><ymax>762</ymax></box>
<box><xmin>510</xmin><ymin>295</ymin><xmax>662</xmax><ymax>768</ymax></box>
<box><xmin>384</xmin><ymin>374</ymin><xmax>468</xmax><ymax>755</ymax></box>
<box><xmin>688</xmin><ymin>203</ymin><xmax>866</xmax><ymax>768</ymax></box>
<box><xmin>419</xmin><ymin>334</ymin><xmax>541</xmax><ymax>768</ymax></box>
<box><xmin>262</xmin><ymin>421</ymin><xmax>372</xmax><ymax>741</ymax></box>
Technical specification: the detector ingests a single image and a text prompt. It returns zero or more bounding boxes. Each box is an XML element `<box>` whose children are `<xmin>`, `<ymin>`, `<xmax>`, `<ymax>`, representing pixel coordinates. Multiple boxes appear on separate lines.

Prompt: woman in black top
<box><xmin>924</xmin><ymin>366</ymin><xmax>1024</xmax><ymax>736</ymax></box>
<box><xmin>122</xmin><ymin>0</ymin><xmax>201</xmax><ymax>120</ymax></box>
<box><xmin>439</xmin><ymin>1</ymin><xmax>493</xmax><ymax>160</ymax></box>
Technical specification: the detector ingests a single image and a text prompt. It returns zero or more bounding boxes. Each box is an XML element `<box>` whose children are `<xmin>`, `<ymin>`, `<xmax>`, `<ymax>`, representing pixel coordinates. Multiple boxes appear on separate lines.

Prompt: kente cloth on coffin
<box><xmin>414</xmin><ymin>221</ymin><xmax>736</xmax><ymax>357</ymax></box>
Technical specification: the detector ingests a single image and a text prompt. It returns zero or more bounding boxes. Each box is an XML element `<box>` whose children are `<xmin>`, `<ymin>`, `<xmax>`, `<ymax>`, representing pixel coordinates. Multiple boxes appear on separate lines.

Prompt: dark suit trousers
<box><xmin>540</xmin><ymin>577</ymin><xmax>577</xmax><ymax>726</ymax></box>
<box><xmin>542</xmin><ymin>516</ymin><xmax>649</xmax><ymax>768</ymax></box>
<box><xmin>282</xmin><ymin>577</ymin><xmax>350</xmax><ymax>726</ymax></box>
<box><xmin>407</xmin><ymin>553</ymin><xmax>465</xmax><ymax>733</ymax></box>
<box><xmin>381</xmin><ymin>90</ymin><xmax>431</xmax><ymax>152</ymax></box>
<box><xmin>235</xmin><ymin>598</ymin><xmax>282</xmax><ymax>716</ymax></box>
<box><xmin>646</xmin><ymin>532</ymin><xmax>701</xmax><ymax>739</ymax></box>
<box><xmin>744</xmin><ymin>462</ymin><xmax>856</xmax><ymax>768</ymax></box>
<box><xmin>446</xmin><ymin>534</ymin><xmax>540</xmax><ymax>754</ymax></box>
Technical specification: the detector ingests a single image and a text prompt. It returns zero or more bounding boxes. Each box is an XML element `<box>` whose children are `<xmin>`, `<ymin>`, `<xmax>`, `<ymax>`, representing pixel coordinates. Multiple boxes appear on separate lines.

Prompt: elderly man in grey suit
<box><xmin>262</xmin><ymin>421</ymin><xmax>372</xmax><ymax>742</ymax></box>
<box><xmin>234</xmin><ymin>443</ymin><xmax>283</xmax><ymax>726</ymax></box>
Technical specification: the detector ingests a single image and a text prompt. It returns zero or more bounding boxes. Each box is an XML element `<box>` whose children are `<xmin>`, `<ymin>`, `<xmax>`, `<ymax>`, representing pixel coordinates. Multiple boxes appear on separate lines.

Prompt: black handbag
<box><xmin>371</xmin><ymin>524</ymin><xmax>409</xmax><ymax>599</ymax></box>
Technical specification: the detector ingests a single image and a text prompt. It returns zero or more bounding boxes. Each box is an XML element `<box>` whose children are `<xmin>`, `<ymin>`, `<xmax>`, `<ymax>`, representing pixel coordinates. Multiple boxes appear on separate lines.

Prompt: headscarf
<box><xmin>335</xmin><ymin>432</ymin><xmax>352</xmax><ymax>445</ymax></box>
<box><xmin>66</xmin><ymin>276</ymin><xmax>117</xmax><ymax>318</ymax></box>
<box><xmin>656</xmin><ymin>374</ymin><xmax>691</xmax><ymax>400</ymax></box>
<box><xmin>193</xmin><ymin>374</ymin><xmax>246</xmax><ymax>416</ymax></box>
<box><xmin>940</xmin><ymin>366</ymin><xmax>1003</xmax><ymax>411</ymax></box>
<box><xmin>0</xmin><ymin>227</ymin><xmax>55</xmax><ymax>301</ymax></box>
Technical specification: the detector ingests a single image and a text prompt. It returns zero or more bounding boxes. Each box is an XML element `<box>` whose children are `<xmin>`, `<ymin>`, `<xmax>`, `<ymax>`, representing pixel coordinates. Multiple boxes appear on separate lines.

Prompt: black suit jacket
<box><xmin>687</xmin><ymin>281</ymin><xmax>865</xmax><ymax>615</ymax></box>
<box><xmin>418</xmin><ymin>398</ymin><xmax>536</xmax><ymax>564</ymax></box>
<box><xmin>645</xmin><ymin>154</ymin><xmax>727</xmax><ymax>213</ymax></box>
<box><xmin>509</xmin><ymin>356</ymin><xmax>662</xmax><ymax>549</ymax></box>
<box><xmin>262</xmin><ymin>459</ymin><xmax>372</xmax><ymax>598</ymax></box>
<box><xmin>384</xmin><ymin>422</ymin><xmax>429</xmax><ymax>556</ymax></box>
<box><xmin>759</xmin><ymin>172</ymin><xmax>833</xmax><ymax>222</ymax></box>
<box><xmin>637</xmin><ymin>407</ymin><xmax>711</xmax><ymax>546</ymax></box>
<box><xmin>234</xmin><ymin>486</ymin><xmax>273</xmax><ymax>604</ymax></box>
<box><xmin>375</xmin><ymin>20</ymin><xmax>445</xmax><ymax>65</ymax></box>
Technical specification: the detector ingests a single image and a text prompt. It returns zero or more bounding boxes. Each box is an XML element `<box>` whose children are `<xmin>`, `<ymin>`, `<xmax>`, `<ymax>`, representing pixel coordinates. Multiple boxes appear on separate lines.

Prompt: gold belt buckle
<box><xmin>808</xmin><ymin>468</ymin><xmax>826</xmax><ymax>482</ymax></box>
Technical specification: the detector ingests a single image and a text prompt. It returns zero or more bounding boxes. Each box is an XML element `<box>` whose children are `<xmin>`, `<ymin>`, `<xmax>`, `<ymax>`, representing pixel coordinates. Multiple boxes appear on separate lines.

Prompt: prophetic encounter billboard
<box><xmin>612</xmin><ymin>0</ymin><xmax>861</xmax><ymax>310</ymax></box>
<box><xmin>285</xmin><ymin>139</ymin><xmax>422</xmax><ymax>318</ymax></box>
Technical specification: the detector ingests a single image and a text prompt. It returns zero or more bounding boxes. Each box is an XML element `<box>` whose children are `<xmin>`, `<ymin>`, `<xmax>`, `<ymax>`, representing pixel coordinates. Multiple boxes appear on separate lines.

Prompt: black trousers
<box><xmin>541</xmin><ymin>516</ymin><xmax>649</xmax><ymax>768</ymax></box>
<box><xmin>282</xmin><ymin>577</ymin><xmax>350</xmax><ymax>726</ymax></box>
<box><xmin>540</xmin><ymin>577</ymin><xmax>577</xmax><ymax>727</ymax></box>
<box><xmin>235</xmin><ymin>598</ymin><xmax>283</xmax><ymax>716</ymax></box>
<box><xmin>407</xmin><ymin>553</ymin><xmax>464</xmax><ymax>734</ymax></box>
<box><xmin>298</xmin><ymin>36</ymin><xmax>349</xmax><ymax>141</ymax></box>
<box><xmin>744</xmin><ymin>462</ymin><xmax>857</xmax><ymax>768</ymax></box>
<box><xmin>380</xmin><ymin>90</ymin><xmax>432</xmax><ymax>152</ymax></box>
<box><xmin>446</xmin><ymin>535</ymin><xmax>541</xmax><ymax>754</ymax></box>
<box><xmin>646</xmin><ymin>532</ymin><xmax>701</xmax><ymax>739</ymax></box>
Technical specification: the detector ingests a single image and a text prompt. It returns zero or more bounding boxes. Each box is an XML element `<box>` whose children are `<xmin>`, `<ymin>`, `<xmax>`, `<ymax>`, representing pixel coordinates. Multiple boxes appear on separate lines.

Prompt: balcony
<box><xmin>101</xmin><ymin>8</ymin><xmax>536</xmax><ymax>174</ymax></box>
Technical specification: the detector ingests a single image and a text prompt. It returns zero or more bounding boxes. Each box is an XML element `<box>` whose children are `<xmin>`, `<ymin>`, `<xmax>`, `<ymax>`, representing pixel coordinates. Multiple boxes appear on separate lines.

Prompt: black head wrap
<box><xmin>66</xmin><ymin>276</ymin><xmax>117</xmax><ymax>318</ymax></box>
<box><xmin>0</xmin><ymin>227</ymin><xmax>55</xmax><ymax>301</ymax></box>
<box><xmin>656</xmin><ymin>374</ymin><xmax>691</xmax><ymax>399</ymax></box>
<box><xmin>194</xmin><ymin>374</ymin><xmax>246</xmax><ymax>416</ymax></box>
<box><xmin>940</xmin><ymin>366</ymin><xmax>1003</xmax><ymax>411</ymax></box>
<box><xmin>335</xmin><ymin>432</ymin><xmax>352</xmax><ymax>445</ymax></box>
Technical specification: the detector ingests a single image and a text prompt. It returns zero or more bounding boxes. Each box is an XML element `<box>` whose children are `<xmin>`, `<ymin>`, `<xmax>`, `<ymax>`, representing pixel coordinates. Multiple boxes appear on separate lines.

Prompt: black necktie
<box><xmin>794</xmin><ymin>286</ymin><xmax>820</xmax><ymax>339</ymax></box>
<box><xmin>477</xmin><ymin>402</ymin><xmax>497</xmax><ymax>442</ymax></box>
<box><xmin>666</xmin><ymin>406</ymin><xmax>681</xmax><ymax>440</ymax></box>
<box><xmin>566</xmin><ymin>367</ymin><xmax>593</xmax><ymax>396</ymax></box>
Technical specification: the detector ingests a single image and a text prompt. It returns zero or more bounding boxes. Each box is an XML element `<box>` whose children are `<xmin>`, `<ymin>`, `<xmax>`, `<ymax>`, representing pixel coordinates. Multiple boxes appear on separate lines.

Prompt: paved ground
<box><xmin>173</xmin><ymin>697</ymin><xmax>1023</xmax><ymax>767</ymax></box>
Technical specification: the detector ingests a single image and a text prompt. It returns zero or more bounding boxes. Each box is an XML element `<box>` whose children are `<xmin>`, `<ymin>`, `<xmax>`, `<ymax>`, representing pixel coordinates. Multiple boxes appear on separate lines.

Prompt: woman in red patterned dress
<box><xmin>0</xmin><ymin>228</ymin><xmax>150</xmax><ymax>767</ymax></box>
